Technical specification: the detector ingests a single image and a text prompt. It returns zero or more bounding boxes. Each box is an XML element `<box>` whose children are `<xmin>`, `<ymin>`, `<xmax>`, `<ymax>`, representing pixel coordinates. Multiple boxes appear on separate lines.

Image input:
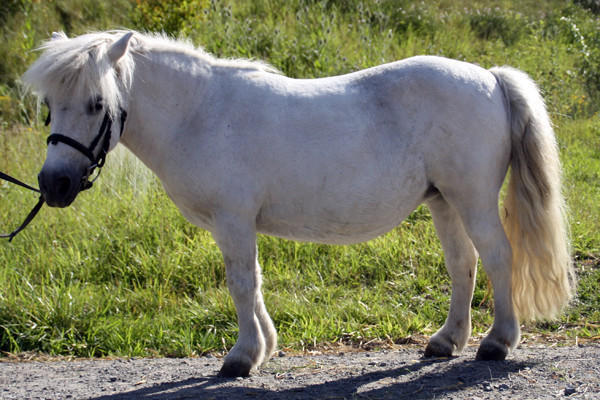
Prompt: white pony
<box><xmin>24</xmin><ymin>31</ymin><xmax>573</xmax><ymax>377</ymax></box>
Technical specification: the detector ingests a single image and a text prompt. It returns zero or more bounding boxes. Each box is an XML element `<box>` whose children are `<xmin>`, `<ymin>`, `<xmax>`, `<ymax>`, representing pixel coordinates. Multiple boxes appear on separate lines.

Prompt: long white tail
<box><xmin>490</xmin><ymin>66</ymin><xmax>574</xmax><ymax>321</ymax></box>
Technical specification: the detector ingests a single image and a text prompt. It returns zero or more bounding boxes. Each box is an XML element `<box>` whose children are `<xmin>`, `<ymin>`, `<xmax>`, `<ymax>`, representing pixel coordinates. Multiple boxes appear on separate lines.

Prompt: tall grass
<box><xmin>0</xmin><ymin>1</ymin><xmax>599</xmax><ymax>357</ymax></box>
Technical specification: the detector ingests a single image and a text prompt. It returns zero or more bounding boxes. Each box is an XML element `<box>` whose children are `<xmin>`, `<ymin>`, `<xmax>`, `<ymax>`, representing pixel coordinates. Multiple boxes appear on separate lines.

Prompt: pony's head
<box><xmin>23</xmin><ymin>31</ymin><xmax>135</xmax><ymax>207</ymax></box>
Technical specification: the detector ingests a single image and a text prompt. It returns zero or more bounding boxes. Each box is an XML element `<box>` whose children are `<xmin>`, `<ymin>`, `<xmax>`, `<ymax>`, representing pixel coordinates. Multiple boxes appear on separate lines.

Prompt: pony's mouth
<box><xmin>37</xmin><ymin>165</ymin><xmax>86</xmax><ymax>208</ymax></box>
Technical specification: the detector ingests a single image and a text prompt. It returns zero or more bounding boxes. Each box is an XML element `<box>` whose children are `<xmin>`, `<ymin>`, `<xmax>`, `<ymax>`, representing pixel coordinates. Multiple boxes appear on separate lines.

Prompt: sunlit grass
<box><xmin>0</xmin><ymin>0</ymin><xmax>599</xmax><ymax>357</ymax></box>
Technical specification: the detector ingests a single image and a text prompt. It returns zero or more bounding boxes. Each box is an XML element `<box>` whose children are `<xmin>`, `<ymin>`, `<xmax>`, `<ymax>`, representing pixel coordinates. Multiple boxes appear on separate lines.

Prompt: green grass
<box><xmin>0</xmin><ymin>0</ymin><xmax>599</xmax><ymax>358</ymax></box>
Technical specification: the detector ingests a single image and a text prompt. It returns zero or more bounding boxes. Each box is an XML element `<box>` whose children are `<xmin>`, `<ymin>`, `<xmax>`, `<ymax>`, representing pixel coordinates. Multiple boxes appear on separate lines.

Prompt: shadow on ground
<box><xmin>90</xmin><ymin>355</ymin><xmax>533</xmax><ymax>400</ymax></box>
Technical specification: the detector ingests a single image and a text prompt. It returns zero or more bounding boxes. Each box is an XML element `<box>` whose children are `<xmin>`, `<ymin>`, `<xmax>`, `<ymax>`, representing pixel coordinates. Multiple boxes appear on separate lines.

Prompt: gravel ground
<box><xmin>1</xmin><ymin>343</ymin><xmax>599</xmax><ymax>400</ymax></box>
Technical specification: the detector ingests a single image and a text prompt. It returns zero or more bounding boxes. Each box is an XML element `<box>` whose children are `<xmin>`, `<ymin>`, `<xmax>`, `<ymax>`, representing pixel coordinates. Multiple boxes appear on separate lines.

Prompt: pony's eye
<box><xmin>87</xmin><ymin>97</ymin><xmax>104</xmax><ymax>114</ymax></box>
<box><xmin>43</xmin><ymin>98</ymin><xmax>51</xmax><ymax>126</ymax></box>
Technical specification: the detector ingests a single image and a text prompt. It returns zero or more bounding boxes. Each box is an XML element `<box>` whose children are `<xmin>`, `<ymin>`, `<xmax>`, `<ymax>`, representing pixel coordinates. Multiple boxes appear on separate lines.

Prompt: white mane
<box><xmin>22</xmin><ymin>31</ymin><xmax>278</xmax><ymax>118</ymax></box>
<box><xmin>136</xmin><ymin>32</ymin><xmax>280</xmax><ymax>73</ymax></box>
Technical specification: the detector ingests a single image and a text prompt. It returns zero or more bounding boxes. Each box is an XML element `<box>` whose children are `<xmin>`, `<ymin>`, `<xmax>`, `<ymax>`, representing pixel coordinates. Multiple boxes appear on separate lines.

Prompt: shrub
<box><xmin>131</xmin><ymin>0</ymin><xmax>210</xmax><ymax>36</ymax></box>
<box><xmin>467</xmin><ymin>7</ymin><xmax>528</xmax><ymax>46</ymax></box>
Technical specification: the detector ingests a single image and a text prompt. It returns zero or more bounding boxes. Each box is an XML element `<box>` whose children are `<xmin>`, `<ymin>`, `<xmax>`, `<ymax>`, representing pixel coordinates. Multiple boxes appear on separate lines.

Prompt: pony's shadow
<box><xmin>90</xmin><ymin>355</ymin><xmax>534</xmax><ymax>400</ymax></box>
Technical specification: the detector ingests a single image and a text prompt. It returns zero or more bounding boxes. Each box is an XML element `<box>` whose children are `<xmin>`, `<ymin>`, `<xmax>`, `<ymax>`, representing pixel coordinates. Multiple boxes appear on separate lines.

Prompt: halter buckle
<box><xmin>81</xmin><ymin>163</ymin><xmax>102</xmax><ymax>191</ymax></box>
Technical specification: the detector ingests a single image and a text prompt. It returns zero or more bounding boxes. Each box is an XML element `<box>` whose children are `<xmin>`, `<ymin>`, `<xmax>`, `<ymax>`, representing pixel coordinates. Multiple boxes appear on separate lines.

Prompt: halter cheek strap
<box><xmin>46</xmin><ymin>108</ymin><xmax>127</xmax><ymax>191</ymax></box>
<box><xmin>47</xmin><ymin>113</ymin><xmax>110</xmax><ymax>164</ymax></box>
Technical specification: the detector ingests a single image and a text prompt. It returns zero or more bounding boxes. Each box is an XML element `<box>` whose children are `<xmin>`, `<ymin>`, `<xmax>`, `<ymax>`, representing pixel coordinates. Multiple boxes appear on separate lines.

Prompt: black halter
<box><xmin>46</xmin><ymin>107</ymin><xmax>128</xmax><ymax>191</ymax></box>
<box><xmin>0</xmin><ymin>107</ymin><xmax>127</xmax><ymax>241</ymax></box>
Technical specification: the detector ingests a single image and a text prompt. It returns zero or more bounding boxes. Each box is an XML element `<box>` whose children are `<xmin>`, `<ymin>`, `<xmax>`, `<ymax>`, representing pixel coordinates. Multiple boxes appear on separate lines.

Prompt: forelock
<box><xmin>22</xmin><ymin>32</ymin><xmax>133</xmax><ymax>117</ymax></box>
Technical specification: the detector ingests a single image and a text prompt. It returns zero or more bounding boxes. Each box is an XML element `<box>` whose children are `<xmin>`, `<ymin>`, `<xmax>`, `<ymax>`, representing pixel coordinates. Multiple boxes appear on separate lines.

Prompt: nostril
<box><xmin>56</xmin><ymin>176</ymin><xmax>72</xmax><ymax>195</ymax></box>
<box><xmin>37</xmin><ymin>173</ymin><xmax>43</xmax><ymax>187</ymax></box>
<box><xmin>37</xmin><ymin>172</ymin><xmax>48</xmax><ymax>193</ymax></box>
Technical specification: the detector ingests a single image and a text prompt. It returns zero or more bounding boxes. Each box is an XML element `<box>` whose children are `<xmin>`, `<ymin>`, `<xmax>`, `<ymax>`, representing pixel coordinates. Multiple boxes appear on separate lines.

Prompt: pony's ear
<box><xmin>51</xmin><ymin>32</ymin><xmax>68</xmax><ymax>41</ymax></box>
<box><xmin>107</xmin><ymin>32</ymin><xmax>134</xmax><ymax>66</ymax></box>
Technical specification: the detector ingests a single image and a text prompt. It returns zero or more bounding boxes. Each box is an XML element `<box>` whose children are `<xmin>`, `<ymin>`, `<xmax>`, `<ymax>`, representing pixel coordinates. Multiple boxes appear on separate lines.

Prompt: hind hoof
<box><xmin>218</xmin><ymin>360</ymin><xmax>252</xmax><ymax>378</ymax></box>
<box><xmin>476</xmin><ymin>341</ymin><xmax>508</xmax><ymax>361</ymax></box>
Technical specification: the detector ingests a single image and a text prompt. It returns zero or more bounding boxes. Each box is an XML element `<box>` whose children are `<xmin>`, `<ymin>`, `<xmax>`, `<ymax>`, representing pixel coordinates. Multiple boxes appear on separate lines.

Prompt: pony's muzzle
<box><xmin>38</xmin><ymin>165</ymin><xmax>84</xmax><ymax>208</ymax></box>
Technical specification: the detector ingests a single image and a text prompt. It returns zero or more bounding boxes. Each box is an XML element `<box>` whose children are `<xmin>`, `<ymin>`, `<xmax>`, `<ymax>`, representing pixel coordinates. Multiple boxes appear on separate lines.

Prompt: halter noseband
<box><xmin>46</xmin><ymin>107</ymin><xmax>127</xmax><ymax>191</ymax></box>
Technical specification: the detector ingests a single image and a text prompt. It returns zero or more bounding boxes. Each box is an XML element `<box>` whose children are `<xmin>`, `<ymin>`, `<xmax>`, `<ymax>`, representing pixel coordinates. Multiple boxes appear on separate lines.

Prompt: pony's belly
<box><xmin>258</xmin><ymin>225</ymin><xmax>396</xmax><ymax>245</ymax></box>
<box><xmin>255</xmin><ymin>179</ymin><xmax>426</xmax><ymax>244</ymax></box>
<box><xmin>255</xmin><ymin>208</ymin><xmax>411</xmax><ymax>245</ymax></box>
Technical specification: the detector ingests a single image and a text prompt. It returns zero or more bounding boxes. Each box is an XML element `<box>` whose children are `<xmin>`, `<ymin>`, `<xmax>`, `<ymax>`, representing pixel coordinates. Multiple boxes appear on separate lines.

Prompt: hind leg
<box><xmin>472</xmin><ymin>226</ymin><xmax>520</xmax><ymax>361</ymax></box>
<box><xmin>449</xmin><ymin>197</ymin><xmax>520</xmax><ymax>360</ymax></box>
<box><xmin>425</xmin><ymin>195</ymin><xmax>479</xmax><ymax>357</ymax></box>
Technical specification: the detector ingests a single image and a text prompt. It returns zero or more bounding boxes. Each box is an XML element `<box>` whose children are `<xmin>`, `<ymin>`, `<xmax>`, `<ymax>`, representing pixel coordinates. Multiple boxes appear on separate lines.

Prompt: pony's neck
<box><xmin>119</xmin><ymin>48</ymin><xmax>212</xmax><ymax>175</ymax></box>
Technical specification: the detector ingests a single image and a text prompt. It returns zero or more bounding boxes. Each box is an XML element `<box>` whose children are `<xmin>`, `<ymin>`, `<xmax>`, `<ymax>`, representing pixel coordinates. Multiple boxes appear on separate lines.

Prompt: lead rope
<box><xmin>0</xmin><ymin>171</ymin><xmax>45</xmax><ymax>241</ymax></box>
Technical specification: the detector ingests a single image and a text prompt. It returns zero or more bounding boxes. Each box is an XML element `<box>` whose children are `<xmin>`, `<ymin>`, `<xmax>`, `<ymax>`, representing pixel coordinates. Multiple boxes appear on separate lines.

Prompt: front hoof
<box><xmin>424</xmin><ymin>341</ymin><xmax>454</xmax><ymax>358</ymax></box>
<box><xmin>476</xmin><ymin>341</ymin><xmax>508</xmax><ymax>361</ymax></box>
<box><xmin>218</xmin><ymin>360</ymin><xmax>252</xmax><ymax>378</ymax></box>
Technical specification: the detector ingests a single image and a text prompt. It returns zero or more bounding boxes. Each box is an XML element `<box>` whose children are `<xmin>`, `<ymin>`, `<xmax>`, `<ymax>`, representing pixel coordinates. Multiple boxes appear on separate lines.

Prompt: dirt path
<box><xmin>1</xmin><ymin>344</ymin><xmax>599</xmax><ymax>399</ymax></box>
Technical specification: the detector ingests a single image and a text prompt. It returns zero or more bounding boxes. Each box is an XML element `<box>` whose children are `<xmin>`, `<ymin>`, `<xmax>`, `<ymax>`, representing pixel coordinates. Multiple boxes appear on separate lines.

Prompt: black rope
<box><xmin>0</xmin><ymin>171</ymin><xmax>44</xmax><ymax>241</ymax></box>
<box><xmin>0</xmin><ymin>196</ymin><xmax>45</xmax><ymax>241</ymax></box>
<box><xmin>0</xmin><ymin>171</ymin><xmax>41</xmax><ymax>194</ymax></box>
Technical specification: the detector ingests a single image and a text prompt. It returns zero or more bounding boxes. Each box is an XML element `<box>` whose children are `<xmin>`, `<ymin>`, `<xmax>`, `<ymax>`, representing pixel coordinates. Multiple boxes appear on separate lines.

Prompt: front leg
<box><xmin>212</xmin><ymin>213</ymin><xmax>277</xmax><ymax>377</ymax></box>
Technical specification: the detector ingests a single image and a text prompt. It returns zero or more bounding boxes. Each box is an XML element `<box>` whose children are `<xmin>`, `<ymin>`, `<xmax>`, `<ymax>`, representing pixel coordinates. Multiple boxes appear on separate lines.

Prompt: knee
<box><xmin>227</xmin><ymin>274</ymin><xmax>258</xmax><ymax>303</ymax></box>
